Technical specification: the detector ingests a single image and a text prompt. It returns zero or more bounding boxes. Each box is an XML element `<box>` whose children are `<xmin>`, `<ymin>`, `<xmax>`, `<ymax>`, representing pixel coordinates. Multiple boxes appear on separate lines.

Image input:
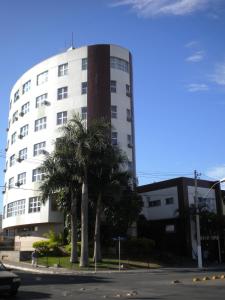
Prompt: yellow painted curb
<box><xmin>202</xmin><ymin>276</ymin><xmax>210</xmax><ymax>281</ymax></box>
<box><xmin>193</xmin><ymin>278</ymin><xmax>201</xmax><ymax>282</ymax></box>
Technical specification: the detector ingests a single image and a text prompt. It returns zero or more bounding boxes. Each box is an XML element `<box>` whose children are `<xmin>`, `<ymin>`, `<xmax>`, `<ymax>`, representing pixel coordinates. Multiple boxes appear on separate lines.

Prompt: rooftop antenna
<box><xmin>71</xmin><ymin>32</ymin><xmax>75</xmax><ymax>49</ymax></box>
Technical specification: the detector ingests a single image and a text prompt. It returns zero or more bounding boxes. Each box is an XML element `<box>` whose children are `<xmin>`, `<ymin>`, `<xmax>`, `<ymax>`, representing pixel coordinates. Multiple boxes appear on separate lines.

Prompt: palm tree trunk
<box><xmin>93</xmin><ymin>192</ymin><xmax>102</xmax><ymax>262</ymax></box>
<box><xmin>70</xmin><ymin>191</ymin><xmax>78</xmax><ymax>263</ymax></box>
<box><xmin>80</xmin><ymin>176</ymin><xmax>89</xmax><ymax>267</ymax></box>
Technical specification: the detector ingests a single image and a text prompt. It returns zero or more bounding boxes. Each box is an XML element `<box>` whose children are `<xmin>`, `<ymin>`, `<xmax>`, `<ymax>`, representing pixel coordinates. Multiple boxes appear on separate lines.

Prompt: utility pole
<box><xmin>194</xmin><ymin>170</ymin><xmax>202</xmax><ymax>268</ymax></box>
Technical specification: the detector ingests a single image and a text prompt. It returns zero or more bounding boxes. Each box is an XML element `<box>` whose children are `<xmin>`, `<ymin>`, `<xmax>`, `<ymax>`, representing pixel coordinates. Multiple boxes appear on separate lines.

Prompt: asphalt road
<box><xmin>2</xmin><ymin>268</ymin><xmax>225</xmax><ymax>299</ymax></box>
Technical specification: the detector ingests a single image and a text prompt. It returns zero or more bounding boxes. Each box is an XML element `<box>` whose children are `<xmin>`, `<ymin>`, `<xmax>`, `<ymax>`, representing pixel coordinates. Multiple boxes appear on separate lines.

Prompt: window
<box><xmin>8</xmin><ymin>177</ymin><xmax>14</xmax><ymax>189</ymax></box>
<box><xmin>10</xmin><ymin>154</ymin><xmax>15</xmax><ymax>167</ymax></box>
<box><xmin>17</xmin><ymin>172</ymin><xmax>26</xmax><ymax>186</ymax></box>
<box><xmin>165</xmin><ymin>224</ymin><xmax>175</xmax><ymax>233</ymax></box>
<box><xmin>127</xmin><ymin>134</ymin><xmax>133</xmax><ymax>147</ymax></box>
<box><xmin>165</xmin><ymin>197</ymin><xmax>174</xmax><ymax>205</ymax></box>
<box><xmin>110</xmin><ymin>56</ymin><xmax>129</xmax><ymax>73</ymax></box>
<box><xmin>33</xmin><ymin>141</ymin><xmax>46</xmax><ymax>156</ymax></box>
<box><xmin>58</xmin><ymin>63</ymin><xmax>68</xmax><ymax>76</ymax></box>
<box><xmin>36</xmin><ymin>93</ymin><xmax>48</xmax><ymax>107</ymax></box>
<box><xmin>7</xmin><ymin>199</ymin><xmax>25</xmax><ymax>217</ymax></box>
<box><xmin>126</xmin><ymin>84</ymin><xmax>131</xmax><ymax>97</ymax></box>
<box><xmin>14</xmin><ymin>90</ymin><xmax>20</xmax><ymax>102</ymax></box>
<box><xmin>22</xmin><ymin>80</ymin><xmax>31</xmax><ymax>94</ymax></box>
<box><xmin>57</xmin><ymin>87</ymin><xmax>68</xmax><ymax>100</ymax></box>
<box><xmin>11</xmin><ymin>132</ymin><xmax>16</xmax><ymax>145</ymax></box>
<box><xmin>19</xmin><ymin>148</ymin><xmax>27</xmax><ymax>161</ymax></box>
<box><xmin>29</xmin><ymin>197</ymin><xmax>41</xmax><ymax>213</ymax></box>
<box><xmin>110</xmin><ymin>80</ymin><xmax>117</xmax><ymax>93</ymax></box>
<box><xmin>35</xmin><ymin>117</ymin><xmax>47</xmax><ymax>131</ymax></box>
<box><xmin>149</xmin><ymin>200</ymin><xmax>161</xmax><ymax>207</ymax></box>
<box><xmin>127</xmin><ymin>109</ymin><xmax>132</xmax><ymax>122</ymax></box>
<box><xmin>12</xmin><ymin>111</ymin><xmax>18</xmax><ymax>123</ymax></box>
<box><xmin>111</xmin><ymin>105</ymin><xmax>117</xmax><ymax>118</ymax></box>
<box><xmin>198</xmin><ymin>197</ymin><xmax>215</xmax><ymax>211</ymax></box>
<box><xmin>20</xmin><ymin>124</ymin><xmax>29</xmax><ymax>138</ymax></box>
<box><xmin>37</xmin><ymin>71</ymin><xmax>48</xmax><ymax>85</ymax></box>
<box><xmin>81</xmin><ymin>107</ymin><xmax>87</xmax><ymax>120</ymax></box>
<box><xmin>21</xmin><ymin>102</ymin><xmax>30</xmax><ymax>116</ymax></box>
<box><xmin>32</xmin><ymin>168</ymin><xmax>45</xmax><ymax>182</ymax></box>
<box><xmin>81</xmin><ymin>82</ymin><xmax>88</xmax><ymax>94</ymax></box>
<box><xmin>111</xmin><ymin>132</ymin><xmax>118</xmax><ymax>146</ymax></box>
<box><xmin>82</xmin><ymin>58</ymin><xmax>88</xmax><ymax>70</ymax></box>
<box><xmin>57</xmin><ymin>111</ymin><xmax>67</xmax><ymax>125</ymax></box>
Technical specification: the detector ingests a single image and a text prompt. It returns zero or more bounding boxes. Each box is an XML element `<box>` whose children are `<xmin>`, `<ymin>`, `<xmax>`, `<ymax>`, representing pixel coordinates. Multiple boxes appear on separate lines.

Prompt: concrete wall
<box><xmin>140</xmin><ymin>186</ymin><xmax>179</xmax><ymax>220</ymax></box>
<box><xmin>0</xmin><ymin>250</ymin><xmax>20</xmax><ymax>262</ymax></box>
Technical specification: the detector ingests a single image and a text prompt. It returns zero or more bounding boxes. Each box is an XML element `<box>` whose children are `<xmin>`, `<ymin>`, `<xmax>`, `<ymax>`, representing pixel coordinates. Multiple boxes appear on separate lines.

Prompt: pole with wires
<box><xmin>194</xmin><ymin>170</ymin><xmax>202</xmax><ymax>269</ymax></box>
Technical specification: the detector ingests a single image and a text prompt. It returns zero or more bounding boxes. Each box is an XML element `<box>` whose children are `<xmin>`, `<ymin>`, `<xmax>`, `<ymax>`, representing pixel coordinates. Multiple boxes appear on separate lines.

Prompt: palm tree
<box><xmin>40</xmin><ymin>140</ymin><xmax>81</xmax><ymax>263</ymax></box>
<box><xmin>89</xmin><ymin>145</ymin><xmax>128</xmax><ymax>262</ymax></box>
<box><xmin>60</xmin><ymin>114</ymin><xmax>110</xmax><ymax>267</ymax></box>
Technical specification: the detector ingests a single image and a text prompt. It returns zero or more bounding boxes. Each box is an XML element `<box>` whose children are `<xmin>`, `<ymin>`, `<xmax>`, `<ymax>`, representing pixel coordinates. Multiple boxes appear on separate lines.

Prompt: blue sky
<box><xmin>1</xmin><ymin>0</ymin><xmax>225</xmax><ymax>211</ymax></box>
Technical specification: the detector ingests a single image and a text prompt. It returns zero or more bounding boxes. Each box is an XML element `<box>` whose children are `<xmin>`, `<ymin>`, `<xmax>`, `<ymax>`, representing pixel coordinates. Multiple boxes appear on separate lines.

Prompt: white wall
<box><xmin>3</xmin><ymin>44</ymin><xmax>135</xmax><ymax>235</ymax></box>
<box><xmin>140</xmin><ymin>186</ymin><xmax>179</xmax><ymax>220</ymax></box>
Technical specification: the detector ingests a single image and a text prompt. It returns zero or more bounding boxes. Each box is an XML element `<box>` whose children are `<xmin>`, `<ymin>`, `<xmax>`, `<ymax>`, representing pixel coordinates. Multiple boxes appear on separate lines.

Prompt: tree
<box><xmin>89</xmin><ymin>144</ymin><xmax>128</xmax><ymax>262</ymax></box>
<box><xmin>60</xmin><ymin>114</ymin><xmax>110</xmax><ymax>267</ymax></box>
<box><xmin>40</xmin><ymin>139</ymin><xmax>81</xmax><ymax>263</ymax></box>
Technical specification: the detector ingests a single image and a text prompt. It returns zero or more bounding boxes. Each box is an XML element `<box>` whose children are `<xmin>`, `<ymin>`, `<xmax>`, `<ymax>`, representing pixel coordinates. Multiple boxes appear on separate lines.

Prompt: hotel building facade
<box><xmin>2</xmin><ymin>44</ymin><xmax>136</xmax><ymax>250</ymax></box>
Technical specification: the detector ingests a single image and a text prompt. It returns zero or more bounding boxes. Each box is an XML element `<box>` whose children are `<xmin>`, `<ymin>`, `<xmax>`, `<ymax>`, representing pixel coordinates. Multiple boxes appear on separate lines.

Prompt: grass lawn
<box><xmin>37</xmin><ymin>256</ymin><xmax>161</xmax><ymax>270</ymax></box>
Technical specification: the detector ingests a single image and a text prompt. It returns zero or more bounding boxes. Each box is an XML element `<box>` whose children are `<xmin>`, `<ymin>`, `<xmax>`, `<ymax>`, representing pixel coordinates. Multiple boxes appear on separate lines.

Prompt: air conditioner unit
<box><xmin>19</xmin><ymin>111</ymin><xmax>24</xmax><ymax>117</ymax></box>
<box><xmin>44</xmin><ymin>100</ymin><xmax>50</xmax><ymax>105</ymax></box>
<box><xmin>128</xmin><ymin>143</ymin><xmax>133</xmax><ymax>148</ymax></box>
<box><xmin>127</xmin><ymin>116</ymin><xmax>132</xmax><ymax>122</ymax></box>
<box><xmin>14</xmin><ymin>117</ymin><xmax>18</xmax><ymax>121</ymax></box>
<box><xmin>16</xmin><ymin>157</ymin><xmax>23</xmax><ymax>163</ymax></box>
<box><xmin>18</xmin><ymin>134</ymin><xmax>24</xmax><ymax>139</ymax></box>
<box><xmin>15</xmin><ymin>182</ymin><xmax>21</xmax><ymax>187</ymax></box>
<box><xmin>126</xmin><ymin>92</ymin><xmax>131</xmax><ymax>97</ymax></box>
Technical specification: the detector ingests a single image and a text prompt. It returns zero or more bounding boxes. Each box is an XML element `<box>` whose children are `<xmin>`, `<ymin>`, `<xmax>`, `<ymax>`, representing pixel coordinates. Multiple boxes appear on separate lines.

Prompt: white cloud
<box><xmin>187</xmin><ymin>83</ymin><xmax>209</xmax><ymax>92</ymax></box>
<box><xmin>111</xmin><ymin>0</ymin><xmax>219</xmax><ymax>17</ymax></box>
<box><xmin>185</xmin><ymin>40</ymin><xmax>199</xmax><ymax>48</ymax></box>
<box><xmin>206</xmin><ymin>166</ymin><xmax>225</xmax><ymax>181</ymax></box>
<box><xmin>186</xmin><ymin>51</ymin><xmax>204</xmax><ymax>62</ymax></box>
<box><xmin>211</xmin><ymin>61</ymin><xmax>225</xmax><ymax>86</ymax></box>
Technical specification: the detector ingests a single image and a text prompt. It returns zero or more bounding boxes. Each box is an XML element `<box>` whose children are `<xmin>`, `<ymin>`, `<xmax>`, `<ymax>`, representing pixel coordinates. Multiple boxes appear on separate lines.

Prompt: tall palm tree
<box><xmin>60</xmin><ymin>114</ymin><xmax>110</xmax><ymax>267</ymax></box>
<box><xmin>40</xmin><ymin>140</ymin><xmax>81</xmax><ymax>263</ymax></box>
<box><xmin>89</xmin><ymin>145</ymin><xmax>128</xmax><ymax>262</ymax></box>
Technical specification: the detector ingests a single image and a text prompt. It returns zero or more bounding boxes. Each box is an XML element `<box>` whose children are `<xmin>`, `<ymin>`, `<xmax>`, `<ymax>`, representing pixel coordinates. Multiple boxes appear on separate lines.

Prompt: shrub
<box><xmin>64</xmin><ymin>242</ymin><xmax>81</xmax><ymax>257</ymax></box>
<box><xmin>33</xmin><ymin>240</ymin><xmax>51</xmax><ymax>255</ymax></box>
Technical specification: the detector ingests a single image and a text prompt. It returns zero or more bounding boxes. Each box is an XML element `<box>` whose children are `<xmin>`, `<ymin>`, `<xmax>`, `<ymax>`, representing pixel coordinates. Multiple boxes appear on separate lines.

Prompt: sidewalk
<box><xmin>3</xmin><ymin>259</ymin><xmax>225</xmax><ymax>275</ymax></box>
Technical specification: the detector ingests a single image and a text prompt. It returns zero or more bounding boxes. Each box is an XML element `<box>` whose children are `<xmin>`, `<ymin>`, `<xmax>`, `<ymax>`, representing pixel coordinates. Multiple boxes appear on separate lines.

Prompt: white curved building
<box><xmin>2</xmin><ymin>44</ymin><xmax>136</xmax><ymax>249</ymax></box>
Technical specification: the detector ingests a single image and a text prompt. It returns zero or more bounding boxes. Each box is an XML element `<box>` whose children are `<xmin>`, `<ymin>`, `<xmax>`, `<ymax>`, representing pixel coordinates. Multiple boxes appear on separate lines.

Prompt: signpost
<box><xmin>112</xmin><ymin>236</ymin><xmax>126</xmax><ymax>271</ymax></box>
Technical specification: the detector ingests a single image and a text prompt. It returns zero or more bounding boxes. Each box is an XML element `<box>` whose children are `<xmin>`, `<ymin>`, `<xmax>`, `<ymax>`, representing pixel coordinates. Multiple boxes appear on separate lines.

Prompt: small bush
<box><xmin>64</xmin><ymin>242</ymin><xmax>81</xmax><ymax>257</ymax></box>
<box><xmin>33</xmin><ymin>240</ymin><xmax>51</xmax><ymax>255</ymax></box>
